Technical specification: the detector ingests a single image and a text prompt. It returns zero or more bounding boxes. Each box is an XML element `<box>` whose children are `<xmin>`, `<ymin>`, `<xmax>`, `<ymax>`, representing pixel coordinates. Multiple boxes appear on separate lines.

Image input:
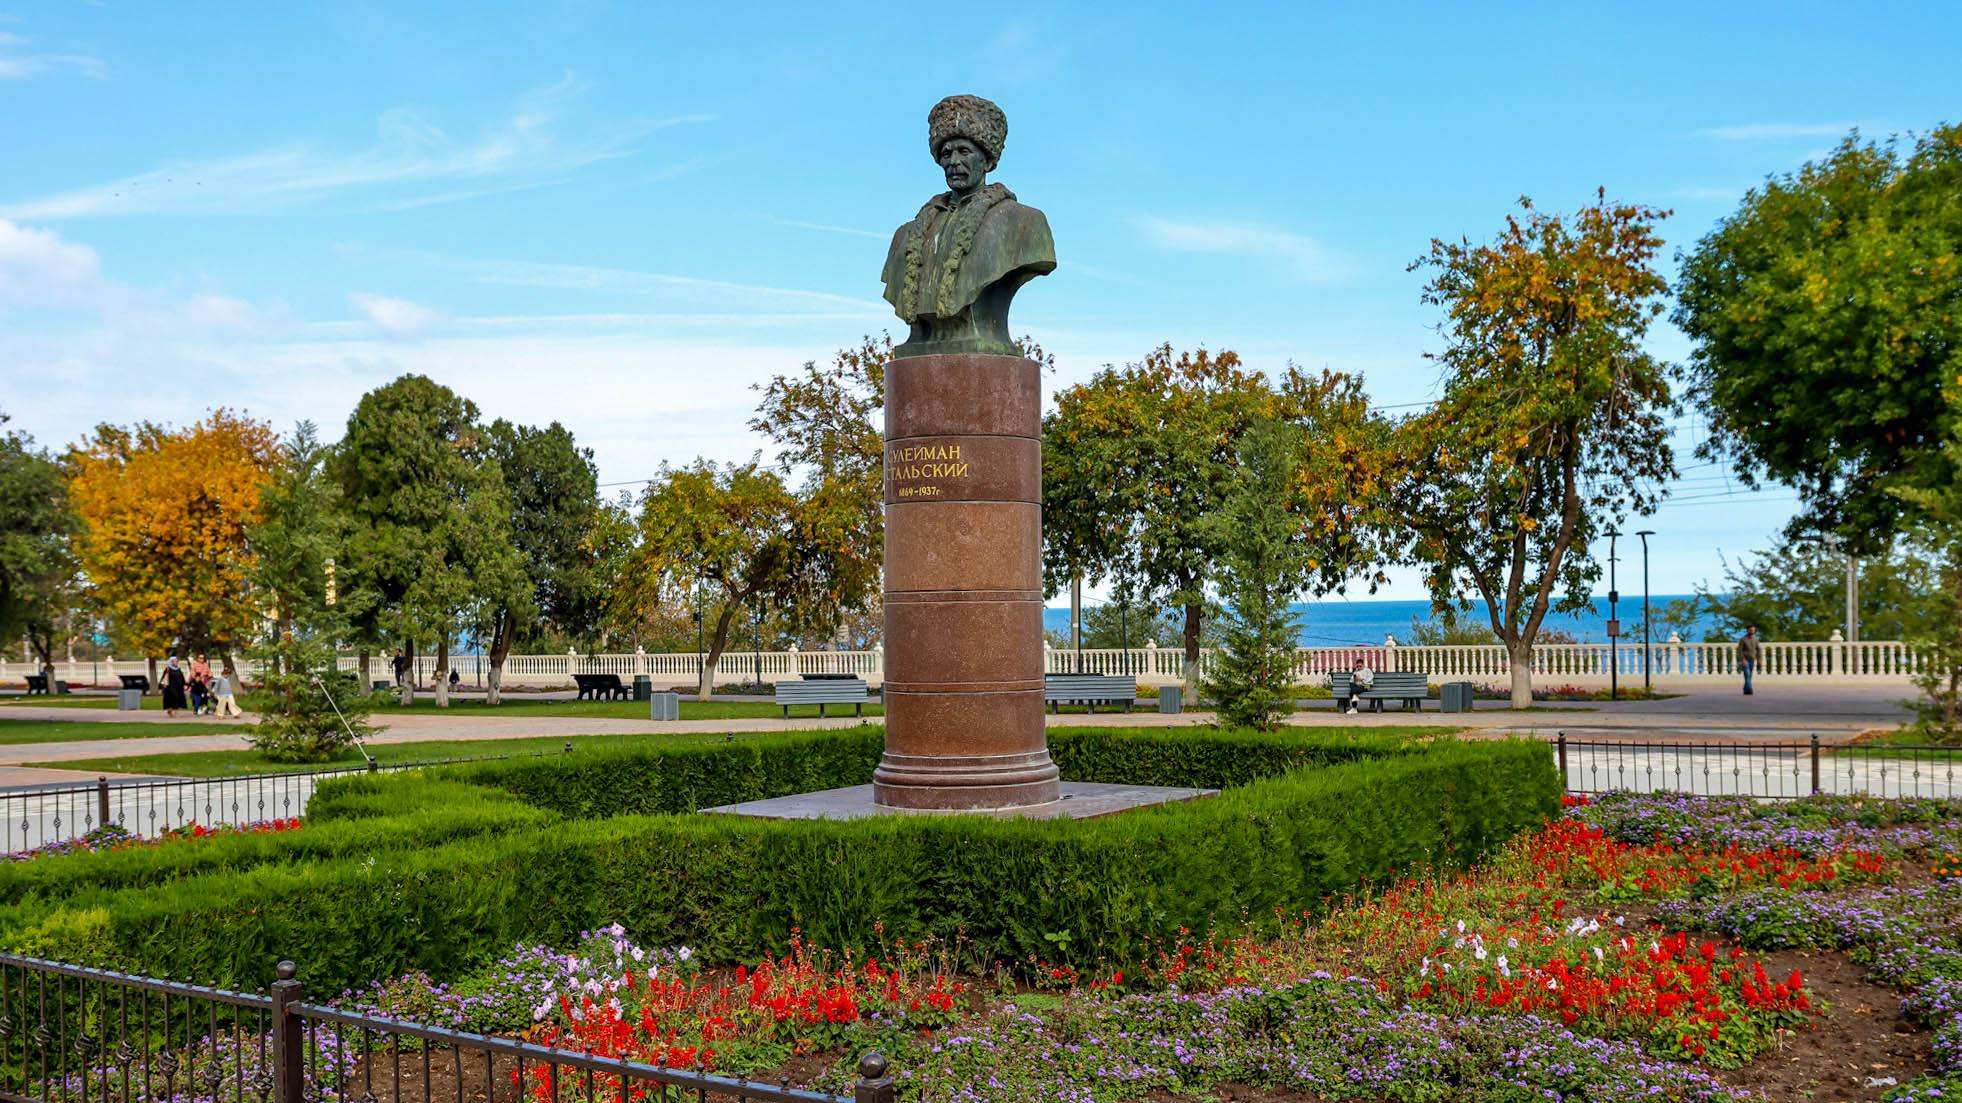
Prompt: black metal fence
<box><xmin>1</xmin><ymin>748</ymin><xmax>577</xmax><ymax>858</ymax></box>
<box><xmin>1552</xmin><ymin>733</ymin><xmax>1962</xmax><ymax>800</ymax></box>
<box><xmin>0</xmin><ymin>953</ymin><xmax>890</xmax><ymax>1103</ymax></box>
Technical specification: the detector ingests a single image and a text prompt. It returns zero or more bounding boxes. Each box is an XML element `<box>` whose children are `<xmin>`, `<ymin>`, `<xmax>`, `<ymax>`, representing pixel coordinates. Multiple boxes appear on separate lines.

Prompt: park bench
<box><xmin>774</xmin><ymin>675</ymin><xmax>869</xmax><ymax>717</ymax></box>
<box><xmin>118</xmin><ymin>674</ymin><xmax>150</xmax><ymax>693</ymax></box>
<box><xmin>1044</xmin><ymin>673</ymin><xmax>1139</xmax><ymax>713</ymax></box>
<box><xmin>1331</xmin><ymin>671</ymin><xmax>1430</xmax><ymax>711</ymax></box>
<box><xmin>573</xmin><ymin>673</ymin><xmax>631</xmax><ymax>701</ymax></box>
<box><xmin>24</xmin><ymin>674</ymin><xmax>49</xmax><ymax>695</ymax></box>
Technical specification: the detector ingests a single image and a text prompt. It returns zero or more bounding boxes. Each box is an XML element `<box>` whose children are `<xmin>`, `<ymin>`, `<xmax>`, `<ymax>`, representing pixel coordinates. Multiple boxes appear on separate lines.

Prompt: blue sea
<box><xmin>1043</xmin><ymin>595</ymin><xmax>1720</xmax><ymax>647</ymax></box>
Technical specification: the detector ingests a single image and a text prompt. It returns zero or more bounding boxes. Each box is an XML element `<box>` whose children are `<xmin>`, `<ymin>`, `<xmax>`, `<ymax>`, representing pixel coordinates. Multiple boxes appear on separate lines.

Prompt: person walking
<box><xmin>159</xmin><ymin>656</ymin><xmax>188</xmax><ymax>717</ymax></box>
<box><xmin>1737</xmin><ymin>626</ymin><xmax>1762</xmax><ymax>696</ymax></box>
<box><xmin>188</xmin><ymin>653</ymin><xmax>214</xmax><ymax>715</ymax></box>
<box><xmin>211</xmin><ymin>671</ymin><xmax>244</xmax><ymax>717</ymax></box>
<box><xmin>391</xmin><ymin>648</ymin><xmax>410</xmax><ymax>689</ymax></box>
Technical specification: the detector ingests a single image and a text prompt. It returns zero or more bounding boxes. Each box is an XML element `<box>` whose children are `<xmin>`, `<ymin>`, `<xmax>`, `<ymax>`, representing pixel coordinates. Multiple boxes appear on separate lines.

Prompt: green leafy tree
<box><xmin>0</xmin><ymin>414</ymin><xmax>78</xmax><ymax>676</ymax></box>
<box><xmin>480</xmin><ymin>420</ymin><xmax>604</xmax><ymax>704</ymax></box>
<box><xmin>248</xmin><ymin>422</ymin><xmax>343</xmax><ymax>647</ymax></box>
<box><xmin>1204</xmin><ymin>422</ymin><xmax>1311</xmax><ymax>730</ymax></box>
<box><xmin>1676</xmin><ymin>124</ymin><xmax>1962</xmax><ymax>731</ymax></box>
<box><xmin>618</xmin><ymin>460</ymin><xmax>799</xmax><ymax>700</ymax></box>
<box><xmin>1384</xmin><ymin>193</ymin><xmax>1677</xmax><ymax>708</ymax></box>
<box><xmin>1044</xmin><ymin>347</ymin><xmax>1276</xmax><ymax>690</ymax></box>
<box><xmin>1709</xmin><ymin>535</ymin><xmax>1943</xmax><ymax>642</ymax></box>
<box><xmin>333</xmin><ymin>375</ymin><xmax>526</xmax><ymax>707</ymax></box>
<box><xmin>245</xmin><ymin>630</ymin><xmax>374</xmax><ymax>763</ymax></box>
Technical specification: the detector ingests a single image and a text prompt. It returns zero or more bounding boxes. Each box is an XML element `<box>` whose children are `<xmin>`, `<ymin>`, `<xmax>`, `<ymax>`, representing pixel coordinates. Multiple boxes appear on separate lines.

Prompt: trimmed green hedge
<box><xmin>0</xmin><ymin>779</ymin><xmax>552</xmax><ymax>907</ymax></box>
<box><xmin>441</xmin><ymin>725</ymin><xmax>1418</xmax><ymax>817</ymax></box>
<box><xmin>0</xmin><ymin>738</ymin><xmax>1557</xmax><ymax>992</ymax></box>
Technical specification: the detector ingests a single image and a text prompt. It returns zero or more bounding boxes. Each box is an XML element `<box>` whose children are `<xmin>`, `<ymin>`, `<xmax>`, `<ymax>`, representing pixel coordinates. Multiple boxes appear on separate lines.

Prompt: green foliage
<box><xmin>1676</xmin><ymin>124</ymin><xmax>1962</xmax><ymax>550</ymax></box>
<box><xmin>1711</xmin><ymin>532</ymin><xmax>1946</xmax><ymax>641</ymax></box>
<box><xmin>0</xmin><ymin>780</ymin><xmax>549</xmax><ymax>906</ymax></box>
<box><xmin>248</xmin><ymin>422</ymin><xmax>343</xmax><ymax>637</ymax></box>
<box><xmin>1205</xmin><ymin>422</ymin><xmax>1309</xmax><ymax>730</ymax></box>
<box><xmin>0</xmin><ymin>413</ymin><xmax>77</xmax><ymax>671</ymax></box>
<box><xmin>1384</xmin><ymin>193</ymin><xmax>1676</xmax><ymax>706</ymax></box>
<box><xmin>245</xmin><ymin>631</ymin><xmax>374</xmax><ymax>762</ymax></box>
<box><xmin>0</xmin><ymin>736</ymin><xmax>1554</xmax><ymax>992</ymax></box>
<box><xmin>480</xmin><ymin>419</ymin><xmax>605</xmax><ymax>701</ymax></box>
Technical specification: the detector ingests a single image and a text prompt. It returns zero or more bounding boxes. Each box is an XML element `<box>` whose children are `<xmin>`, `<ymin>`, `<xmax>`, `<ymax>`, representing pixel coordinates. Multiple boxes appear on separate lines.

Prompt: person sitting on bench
<box><xmin>1346</xmin><ymin>659</ymin><xmax>1374</xmax><ymax>715</ymax></box>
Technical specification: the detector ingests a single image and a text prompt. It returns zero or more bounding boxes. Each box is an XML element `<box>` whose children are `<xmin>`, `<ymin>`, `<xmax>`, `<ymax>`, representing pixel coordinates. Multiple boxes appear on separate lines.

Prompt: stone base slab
<box><xmin>701</xmin><ymin>781</ymin><xmax>1217</xmax><ymax>822</ymax></box>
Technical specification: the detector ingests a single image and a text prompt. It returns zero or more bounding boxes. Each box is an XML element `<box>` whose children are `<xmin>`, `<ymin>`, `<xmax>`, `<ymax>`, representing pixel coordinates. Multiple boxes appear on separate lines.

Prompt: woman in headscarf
<box><xmin>159</xmin><ymin>656</ymin><xmax>189</xmax><ymax>717</ymax></box>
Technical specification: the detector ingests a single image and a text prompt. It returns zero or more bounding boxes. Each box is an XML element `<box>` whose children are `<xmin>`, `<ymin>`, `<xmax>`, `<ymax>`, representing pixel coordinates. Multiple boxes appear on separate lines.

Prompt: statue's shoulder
<box><xmin>979</xmin><ymin>188</ymin><xmax>1055</xmax><ymax>270</ymax></box>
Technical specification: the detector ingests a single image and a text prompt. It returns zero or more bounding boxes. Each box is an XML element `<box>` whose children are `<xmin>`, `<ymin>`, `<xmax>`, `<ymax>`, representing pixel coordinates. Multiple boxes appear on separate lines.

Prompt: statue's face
<box><xmin>937</xmin><ymin>138</ymin><xmax>989</xmax><ymax>196</ymax></box>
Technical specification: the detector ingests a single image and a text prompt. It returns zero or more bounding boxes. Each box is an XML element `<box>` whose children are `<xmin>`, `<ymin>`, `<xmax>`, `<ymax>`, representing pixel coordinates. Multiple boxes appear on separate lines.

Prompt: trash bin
<box><xmin>1441</xmin><ymin>681</ymin><xmax>1475</xmax><ymax>713</ymax></box>
<box><xmin>632</xmin><ymin>675</ymin><xmax>652</xmax><ymax>702</ymax></box>
<box><xmin>54</xmin><ymin>680</ymin><xmax>69</xmax><ymax>695</ymax></box>
<box><xmin>117</xmin><ymin>688</ymin><xmax>142</xmax><ymax>711</ymax></box>
<box><xmin>1158</xmin><ymin>686</ymin><xmax>1183</xmax><ymax>714</ymax></box>
<box><xmin>649</xmin><ymin>691</ymin><xmax>680</xmax><ymax>721</ymax></box>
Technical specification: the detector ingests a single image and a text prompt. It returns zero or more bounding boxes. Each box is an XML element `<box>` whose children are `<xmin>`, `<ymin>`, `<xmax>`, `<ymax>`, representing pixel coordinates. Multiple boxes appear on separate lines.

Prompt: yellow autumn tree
<box><xmin>67</xmin><ymin>410</ymin><xmax>280</xmax><ymax>672</ymax></box>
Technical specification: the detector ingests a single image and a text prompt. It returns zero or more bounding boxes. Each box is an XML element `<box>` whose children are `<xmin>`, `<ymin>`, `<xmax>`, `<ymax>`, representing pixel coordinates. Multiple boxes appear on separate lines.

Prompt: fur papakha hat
<box><xmin>928</xmin><ymin>94</ymin><xmax>1006</xmax><ymax>165</ymax></box>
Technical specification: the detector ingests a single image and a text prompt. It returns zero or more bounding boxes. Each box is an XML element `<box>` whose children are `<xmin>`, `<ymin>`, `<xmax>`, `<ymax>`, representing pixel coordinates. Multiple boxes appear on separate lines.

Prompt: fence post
<box><xmin>96</xmin><ymin>776</ymin><xmax>110</xmax><ymax>829</ymax></box>
<box><xmin>271</xmin><ymin>960</ymin><xmax>304</xmax><ymax>1103</ymax></box>
<box><xmin>854</xmin><ymin>1052</ymin><xmax>894</xmax><ymax>1103</ymax></box>
<box><xmin>1810</xmin><ymin>733</ymin><xmax>1821</xmax><ymax>795</ymax></box>
<box><xmin>1556</xmin><ymin>732</ymin><xmax>1568</xmax><ymax>785</ymax></box>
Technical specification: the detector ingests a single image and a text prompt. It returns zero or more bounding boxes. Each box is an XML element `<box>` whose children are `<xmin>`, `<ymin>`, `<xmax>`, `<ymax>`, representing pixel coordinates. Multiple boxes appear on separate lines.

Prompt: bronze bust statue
<box><xmin>882</xmin><ymin>95</ymin><xmax>1055</xmax><ymax>359</ymax></box>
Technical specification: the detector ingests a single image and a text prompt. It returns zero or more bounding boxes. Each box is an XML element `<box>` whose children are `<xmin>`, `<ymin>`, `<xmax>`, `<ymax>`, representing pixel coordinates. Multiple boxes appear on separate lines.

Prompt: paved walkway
<box><xmin>0</xmin><ymin>679</ymin><xmax>1918</xmax><ymax>789</ymax></box>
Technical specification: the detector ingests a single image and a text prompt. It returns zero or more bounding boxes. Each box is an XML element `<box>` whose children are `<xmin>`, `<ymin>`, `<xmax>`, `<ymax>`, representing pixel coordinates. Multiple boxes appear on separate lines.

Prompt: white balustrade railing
<box><xmin>0</xmin><ymin>640</ymin><xmax>1925</xmax><ymax>689</ymax></box>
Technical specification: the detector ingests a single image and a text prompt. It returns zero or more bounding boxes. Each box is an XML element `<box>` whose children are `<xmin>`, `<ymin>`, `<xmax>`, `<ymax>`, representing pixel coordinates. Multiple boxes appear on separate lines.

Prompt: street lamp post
<box><xmin>1635</xmin><ymin>530</ymin><xmax>1656</xmax><ymax>694</ymax></box>
<box><xmin>1605</xmin><ymin>527</ymin><xmax>1621</xmax><ymax>701</ymax></box>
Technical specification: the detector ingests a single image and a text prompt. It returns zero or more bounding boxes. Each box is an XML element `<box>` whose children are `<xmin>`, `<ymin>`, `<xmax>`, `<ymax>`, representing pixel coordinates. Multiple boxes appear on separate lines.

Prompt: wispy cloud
<box><xmin>0</xmin><ymin>30</ymin><xmax>106</xmax><ymax>80</ymax></box>
<box><xmin>752</xmin><ymin>215</ymin><xmax>886</xmax><ymax>241</ymax></box>
<box><xmin>0</xmin><ymin>76</ymin><xmax>709</xmax><ymax>219</ymax></box>
<box><xmin>1136</xmin><ymin>216</ymin><xmax>1341</xmax><ymax>280</ymax></box>
<box><xmin>1697</xmin><ymin>122</ymin><xmax>1861</xmax><ymax>141</ymax></box>
<box><xmin>451</xmin><ymin>254</ymin><xmax>887</xmax><ymax>314</ymax></box>
<box><xmin>348</xmin><ymin>292</ymin><xmax>442</xmax><ymax>336</ymax></box>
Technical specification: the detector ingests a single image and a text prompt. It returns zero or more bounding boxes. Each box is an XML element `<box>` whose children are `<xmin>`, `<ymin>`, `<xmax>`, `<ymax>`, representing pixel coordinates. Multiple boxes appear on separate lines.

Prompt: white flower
<box><xmin>1506</xmin><ymin>937</ymin><xmax>1518</xmax><ymax>950</ymax></box>
<box><xmin>1421</xmin><ymin>957</ymin><xmax>1431</xmax><ymax>975</ymax></box>
<box><xmin>607</xmin><ymin>922</ymin><xmax>626</xmax><ymax>937</ymax></box>
<box><xmin>1593</xmin><ymin>947</ymin><xmax>1604</xmax><ymax>964</ymax></box>
<box><xmin>1547</xmin><ymin>978</ymin><xmax>1559</xmax><ymax>991</ymax></box>
<box><xmin>677</xmin><ymin>947</ymin><xmax>694</xmax><ymax>962</ymax></box>
<box><xmin>607</xmin><ymin>998</ymin><xmax>622</xmax><ymax>1016</ymax></box>
<box><xmin>1455</xmin><ymin>920</ymin><xmax>1467</xmax><ymax>934</ymax></box>
<box><xmin>1496</xmin><ymin>955</ymin><xmax>1510</xmax><ymax>978</ymax></box>
<box><xmin>1474</xmin><ymin>945</ymin><xmax>1488</xmax><ymax>961</ymax></box>
<box><xmin>647</xmin><ymin>965</ymin><xmax>660</xmax><ymax>981</ymax></box>
<box><xmin>631</xmin><ymin>947</ymin><xmax>645</xmax><ymax>962</ymax></box>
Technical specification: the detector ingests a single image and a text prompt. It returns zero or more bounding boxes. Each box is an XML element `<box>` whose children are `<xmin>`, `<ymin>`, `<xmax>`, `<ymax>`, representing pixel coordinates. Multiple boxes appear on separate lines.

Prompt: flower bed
<box><xmin>4</xmin><ymin>818</ymin><xmax>301</xmax><ymax>862</ymax></box>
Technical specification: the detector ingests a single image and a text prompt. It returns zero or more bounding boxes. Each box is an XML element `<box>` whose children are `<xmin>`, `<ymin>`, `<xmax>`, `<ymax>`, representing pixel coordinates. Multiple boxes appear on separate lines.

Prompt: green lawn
<box><xmin>0</xmin><ymin>717</ymin><xmax>248</xmax><ymax>745</ymax></box>
<box><xmin>1</xmin><ymin>694</ymin><xmax>121</xmax><ymax>708</ymax></box>
<box><xmin>28</xmin><ymin>730</ymin><xmax>822</xmax><ymax>778</ymax></box>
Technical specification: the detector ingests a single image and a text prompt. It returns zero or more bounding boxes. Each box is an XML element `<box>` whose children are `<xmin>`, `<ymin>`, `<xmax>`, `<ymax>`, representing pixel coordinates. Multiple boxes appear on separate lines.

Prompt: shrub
<box><xmin>0</xmin><ymin>779</ymin><xmax>551</xmax><ymax>906</ymax></box>
<box><xmin>0</xmin><ymin>738</ymin><xmax>1557</xmax><ymax>993</ymax></box>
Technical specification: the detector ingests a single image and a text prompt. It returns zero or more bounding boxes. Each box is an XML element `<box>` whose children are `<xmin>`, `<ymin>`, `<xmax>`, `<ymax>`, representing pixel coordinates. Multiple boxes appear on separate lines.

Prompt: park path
<box><xmin>0</xmin><ymin>679</ymin><xmax>1916</xmax><ymax>790</ymax></box>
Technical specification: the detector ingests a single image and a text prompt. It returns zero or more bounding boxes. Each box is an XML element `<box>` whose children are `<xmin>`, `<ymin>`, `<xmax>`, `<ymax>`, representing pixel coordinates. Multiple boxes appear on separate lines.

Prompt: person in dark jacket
<box><xmin>159</xmin><ymin>656</ymin><xmax>189</xmax><ymax>717</ymax></box>
<box><xmin>1737</xmin><ymin>626</ymin><xmax>1763</xmax><ymax>695</ymax></box>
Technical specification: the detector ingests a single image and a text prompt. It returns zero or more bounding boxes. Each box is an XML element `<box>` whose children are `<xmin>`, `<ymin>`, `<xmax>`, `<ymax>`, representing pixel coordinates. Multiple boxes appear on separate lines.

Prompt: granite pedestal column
<box><xmin>873</xmin><ymin>352</ymin><xmax>1059</xmax><ymax>810</ymax></box>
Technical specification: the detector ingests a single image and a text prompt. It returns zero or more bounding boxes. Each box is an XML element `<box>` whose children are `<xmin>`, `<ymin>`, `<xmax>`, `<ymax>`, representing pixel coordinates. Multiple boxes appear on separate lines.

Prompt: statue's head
<box><xmin>928</xmin><ymin>95</ymin><xmax>1006</xmax><ymax>196</ymax></box>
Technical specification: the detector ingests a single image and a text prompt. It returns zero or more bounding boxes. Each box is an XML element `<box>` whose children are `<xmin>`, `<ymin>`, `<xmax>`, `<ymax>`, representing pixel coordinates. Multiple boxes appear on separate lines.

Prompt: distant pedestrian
<box><xmin>1347</xmin><ymin>658</ymin><xmax>1375</xmax><ymax>715</ymax></box>
<box><xmin>392</xmin><ymin>648</ymin><xmax>411</xmax><ymax>688</ymax></box>
<box><xmin>211</xmin><ymin>672</ymin><xmax>242</xmax><ymax>717</ymax></box>
<box><xmin>448</xmin><ymin>667</ymin><xmax>460</xmax><ymax>691</ymax></box>
<box><xmin>1737</xmin><ymin>626</ymin><xmax>1762</xmax><ymax>696</ymax></box>
<box><xmin>159</xmin><ymin>657</ymin><xmax>188</xmax><ymax>717</ymax></box>
<box><xmin>188</xmin><ymin>653</ymin><xmax>213</xmax><ymax>715</ymax></box>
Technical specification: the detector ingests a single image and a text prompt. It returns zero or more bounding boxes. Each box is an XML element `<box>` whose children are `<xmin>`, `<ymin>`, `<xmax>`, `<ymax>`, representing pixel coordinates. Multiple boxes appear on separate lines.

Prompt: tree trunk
<box><xmin>486</xmin><ymin>614</ymin><xmax>511</xmax><ymax>706</ymax></box>
<box><xmin>146</xmin><ymin>655</ymin><xmax>158</xmax><ymax>693</ymax></box>
<box><xmin>357</xmin><ymin>648</ymin><xmax>370</xmax><ymax>690</ymax></box>
<box><xmin>1507</xmin><ymin>638</ymin><xmax>1534</xmax><ymax>709</ymax></box>
<box><xmin>399</xmin><ymin>640</ymin><xmax>416</xmax><ymax>706</ymax></box>
<box><xmin>1181</xmin><ymin>602</ymin><xmax>1204</xmax><ymax>694</ymax></box>
<box><xmin>434</xmin><ymin>638</ymin><xmax>450</xmax><ymax>708</ymax></box>
<box><xmin>700</xmin><ymin>603</ymin><xmax>739</xmax><ymax>702</ymax></box>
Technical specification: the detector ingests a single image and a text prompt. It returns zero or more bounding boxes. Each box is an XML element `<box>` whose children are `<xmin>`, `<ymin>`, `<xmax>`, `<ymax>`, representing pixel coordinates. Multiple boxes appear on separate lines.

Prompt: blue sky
<box><xmin>1</xmin><ymin>1</ymin><xmax>1956</xmax><ymax>603</ymax></box>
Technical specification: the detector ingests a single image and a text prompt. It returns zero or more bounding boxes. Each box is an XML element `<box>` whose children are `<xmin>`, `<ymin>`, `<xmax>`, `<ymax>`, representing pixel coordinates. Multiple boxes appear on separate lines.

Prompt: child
<box><xmin>212</xmin><ymin>672</ymin><xmax>243</xmax><ymax>718</ymax></box>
